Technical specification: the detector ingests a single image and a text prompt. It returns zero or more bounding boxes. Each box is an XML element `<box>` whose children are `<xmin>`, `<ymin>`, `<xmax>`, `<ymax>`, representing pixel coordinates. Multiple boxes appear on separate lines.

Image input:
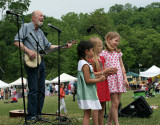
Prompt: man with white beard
<box><xmin>14</xmin><ymin>10</ymin><xmax>72</xmax><ymax>120</ymax></box>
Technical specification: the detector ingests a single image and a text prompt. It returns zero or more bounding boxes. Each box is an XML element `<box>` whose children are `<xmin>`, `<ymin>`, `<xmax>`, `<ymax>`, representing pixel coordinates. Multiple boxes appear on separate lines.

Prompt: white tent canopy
<box><xmin>52</xmin><ymin>73</ymin><xmax>77</xmax><ymax>83</ymax></box>
<box><xmin>9</xmin><ymin>77</ymin><xmax>27</xmax><ymax>86</ymax></box>
<box><xmin>0</xmin><ymin>80</ymin><xmax>9</xmax><ymax>88</ymax></box>
<box><xmin>45</xmin><ymin>80</ymin><xmax>53</xmax><ymax>84</ymax></box>
<box><xmin>140</xmin><ymin>65</ymin><xmax>160</xmax><ymax>77</ymax></box>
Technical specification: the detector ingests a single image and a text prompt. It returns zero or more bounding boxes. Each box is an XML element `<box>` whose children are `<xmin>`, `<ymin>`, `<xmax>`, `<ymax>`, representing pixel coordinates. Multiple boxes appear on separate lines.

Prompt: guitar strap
<box><xmin>29</xmin><ymin>25</ymin><xmax>41</xmax><ymax>51</ymax></box>
<box><xmin>21</xmin><ymin>24</ymin><xmax>38</xmax><ymax>64</ymax></box>
<box><xmin>25</xmin><ymin>24</ymin><xmax>44</xmax><ymax>52</ymax></box>
<box><xmin>23</xmin><ymin>24</ymin><xmax>46</xmax><ymax>68</ymax></box>
<box><xmin>26</xmin><ymin>38</ymin><xmax>37</xmax><ymax>51</ymax></box>
<box><xmin>22</xmin><ymin>24</ymin><xmax>37</xmax><ymax>51</ymax></box>
<box><xmin>30</xmin><ymin>25</ymin><xmax>48</xmax><ymax>56</ymax></box>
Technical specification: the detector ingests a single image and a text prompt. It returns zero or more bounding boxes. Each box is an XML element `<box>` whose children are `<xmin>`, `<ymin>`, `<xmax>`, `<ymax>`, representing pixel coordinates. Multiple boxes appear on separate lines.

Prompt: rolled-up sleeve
<box><xmin>14</xmin><ymin>24</ymin><xmax>27</xmax><ymax>42</ymax></box>
<box><xmin>43</xmin><ymin>35</ymin><xmax>51</xmax><ymax>50</ymax></box>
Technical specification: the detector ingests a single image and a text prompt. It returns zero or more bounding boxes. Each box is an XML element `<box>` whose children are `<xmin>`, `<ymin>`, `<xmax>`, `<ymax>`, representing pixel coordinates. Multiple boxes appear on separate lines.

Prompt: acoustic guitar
<box><xmin>24</xmin><ymin>40</ymin><xmax>77</xmax><ymax>68</ymax></box>
<box><xmin>9</xmin><ymin>110</ymin><xmax>26</xmax><ymax>117</ymax></box>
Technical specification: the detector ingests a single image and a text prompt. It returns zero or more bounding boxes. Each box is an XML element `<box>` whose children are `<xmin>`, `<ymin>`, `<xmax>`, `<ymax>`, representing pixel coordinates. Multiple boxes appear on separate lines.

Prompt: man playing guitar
<box><xmin>14</xmin><ymin>10</ymin><xmax>72</xmax><ymax>120</ymax></box>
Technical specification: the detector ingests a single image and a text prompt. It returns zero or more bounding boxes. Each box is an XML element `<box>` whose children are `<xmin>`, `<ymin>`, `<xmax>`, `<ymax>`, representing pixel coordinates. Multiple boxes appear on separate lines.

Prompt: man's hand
<box><xmin>27</xmin><ymin>50</ymin><xmax>37</xmax><ymax>59</ymax></box>
<box><xmin>65</xmin><ymin>43</ymin><xmax>72</xmax><ymax>48</ymax></box>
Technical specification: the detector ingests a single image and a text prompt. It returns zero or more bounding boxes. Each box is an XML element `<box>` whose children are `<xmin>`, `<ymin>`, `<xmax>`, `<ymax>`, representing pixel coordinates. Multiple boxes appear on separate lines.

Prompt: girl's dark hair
<box><xmin>77</xmin><ymin>41</ymin><xmax>93</xmax><ymax>60</ymax></box>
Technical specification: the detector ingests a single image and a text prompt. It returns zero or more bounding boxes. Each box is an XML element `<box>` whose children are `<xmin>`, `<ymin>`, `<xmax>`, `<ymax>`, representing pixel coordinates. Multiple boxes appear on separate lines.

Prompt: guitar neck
<box><xmin>40</xmin><ymin>44</ymin><xmax>67</xmax><ymax>56</ymax></box>
<box><xmin>52</xmin><ymin>44</ymin><xmax>68</xmax><ymax>52</ymax></box>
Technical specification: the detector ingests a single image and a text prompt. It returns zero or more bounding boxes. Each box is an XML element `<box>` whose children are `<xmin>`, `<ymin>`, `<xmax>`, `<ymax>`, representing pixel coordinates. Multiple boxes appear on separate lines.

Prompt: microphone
<box><xmin>6</xmin><ymin>10</ymin><xmax>21</xmax><ymax>16</ymax></box>
<box><xmin>87</xmin><ymin>25</ymin><xmax>95</xmax><ymax>33</ymax></box>
<box><xmin>48</xmin><ymin>23</ymin><xmax>61</xmax><ymax>33</ymax></box>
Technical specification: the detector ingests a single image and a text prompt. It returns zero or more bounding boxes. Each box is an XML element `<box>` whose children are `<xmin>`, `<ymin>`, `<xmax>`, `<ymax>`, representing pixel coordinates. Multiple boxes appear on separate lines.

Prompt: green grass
<box><xmin>0</xmin><ymin>90</ymin><xmax>160</xmax><ymax>125</ymax></box>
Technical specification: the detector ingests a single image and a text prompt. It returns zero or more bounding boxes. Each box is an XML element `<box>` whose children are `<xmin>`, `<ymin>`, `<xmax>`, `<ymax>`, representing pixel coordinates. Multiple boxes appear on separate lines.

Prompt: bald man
<box><xmin>14</xmin><ymin>10</ymin><xmax>71</xmax><ymax>120</ymax></box>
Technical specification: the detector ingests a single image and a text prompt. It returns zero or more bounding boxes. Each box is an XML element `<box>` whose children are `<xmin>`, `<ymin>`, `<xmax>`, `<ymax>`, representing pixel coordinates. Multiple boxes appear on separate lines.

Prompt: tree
<box><xmin>109</xmin><ymin>4</ymin><xmax>124</xmax><ymax>13</ymax></box>
<box><xmin>146</xmin><ymin>2</ymin><xmax>160</xmax><ymax>9</ymax></box>
<box><xmin>140</xmin><ymin>32</ymin><xmax>160</xmax><ymax>67</ymax></box>
<box><xmin>145</xmin><ymin>8</ymin><xmax>160</xmax><ymax>31</ymax></box>
<box><xmin>86</xmin><ymin>8</ymin><xmax>114</xmax><ymax>37</ymax></box>
<box><xmin>1</xmin><ymin>1</ymin><xmax>160</xmax><ymax>82</ymax></box>
<box><xmin>127</xmin><ymin>12</ymin><xmax>152</xmax><ymax>29</ymax></box>
<box><xmin>0</xmin><ymin>0</ymin><xmax>30</xmax><ymax>19</ymax></box>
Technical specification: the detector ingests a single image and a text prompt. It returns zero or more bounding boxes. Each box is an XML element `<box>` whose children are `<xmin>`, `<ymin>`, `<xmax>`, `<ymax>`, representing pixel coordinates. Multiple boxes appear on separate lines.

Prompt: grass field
<box><xmin>0</xmin><ymin>90</ymin><xmax>160</xmax><ymax>125</ymax></box>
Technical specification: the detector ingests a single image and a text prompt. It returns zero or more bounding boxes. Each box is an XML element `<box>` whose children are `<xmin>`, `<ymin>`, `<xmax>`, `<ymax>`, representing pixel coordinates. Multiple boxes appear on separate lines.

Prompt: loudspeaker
<box><xmin>120</xmin><ymin>96</ymin><xmax>153</xmax><ymax>117</ymax></box>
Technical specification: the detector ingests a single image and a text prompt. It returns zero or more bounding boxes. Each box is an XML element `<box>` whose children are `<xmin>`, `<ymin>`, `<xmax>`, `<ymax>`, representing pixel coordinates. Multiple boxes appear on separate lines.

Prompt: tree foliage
<box><xmin>0</xmin><ymin>2</ymin><xmax>160</xmax><ymax>82</ymax></box>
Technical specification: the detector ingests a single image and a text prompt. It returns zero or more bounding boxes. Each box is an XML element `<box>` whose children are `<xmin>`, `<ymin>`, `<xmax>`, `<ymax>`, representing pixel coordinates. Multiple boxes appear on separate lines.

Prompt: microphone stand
<box><xmin>40</xmin><ymin>27</ymin><xmax>70</xmax><ymax>124</ymax></box>
<box><xmin>92</xmin><ymin>26</ymin><xmax>105</xmax><ymax>41</ymax></box>
<box><xmin>57</xmin><ymin>29</ymin><xmax>61</xmax><ymax>122</ymax></box>
<box><xmin>0</xmin><ymin>67</ymin><xmax>5</xmax><ymax>74</ymax></box>
<box><xmin>49</xmin><ymin>27</ymin><xmax>64</xmax><ymax>125</ymax></box>
<box><xmin>0</xmin><ymin>67</ymin><xmax>5</xmax><ymax>80</ymax></box>
<box><xmin>15</xmin><ymin>15</ymin><xmax>28</xmax><ymax>124</ymax></box>
<box><xmin>29</xmin><ymin>34</ymin><xmax>51</xmax><ymax>124</ymax></box>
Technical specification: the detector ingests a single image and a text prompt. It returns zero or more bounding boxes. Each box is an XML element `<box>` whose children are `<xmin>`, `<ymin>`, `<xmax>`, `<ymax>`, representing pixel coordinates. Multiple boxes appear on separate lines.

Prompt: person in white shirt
<box><xmin>55</xmin><ymin>84</ymin><xmax>58</xmax><ymax>95</ymax></box>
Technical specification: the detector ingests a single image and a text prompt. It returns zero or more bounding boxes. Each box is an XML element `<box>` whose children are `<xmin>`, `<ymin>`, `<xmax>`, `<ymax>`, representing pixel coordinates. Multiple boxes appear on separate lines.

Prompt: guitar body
<box><xmin>24</xmin><ymin>53</ymin><xmax>41</xmax><ymax>68</ymax></box>
<box><xmin>9</xmin><ymin>110</ymin><xmax>27</xmax><ymax>117</ymax></box>
<box><xmin>24</xmin><ymin>40</ymin><xmax>76</xmax><ymax>68</ymax></box>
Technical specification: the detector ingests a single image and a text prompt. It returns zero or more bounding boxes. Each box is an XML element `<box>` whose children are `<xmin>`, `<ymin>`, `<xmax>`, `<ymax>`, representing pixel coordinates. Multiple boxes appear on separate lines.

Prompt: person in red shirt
<box><xmin>4</xmin><ymin>96</ymin><xmax>18</xmax><ymax>103</ymax></box>
<box><xmin>148</xmin><ymin>77</ymin><xmax>152</xmax><ymax>84</ymax></box>
<box><xmin>0</xmin><ymin>89</ymin><xmax>4</xmax><ymax>100</ymax></box>
<box><xmin>57</xmin><ymin>83</ymin><xmax>67</xmax><ymax>114</ymax></box>
<box><xmin>68</xmin><ymin>83</ymin><xmax>71</xmax><ymax>95</ymax></box>
<box><xmin>11</xmin><ymin>97</ymin><xmax>18</xmax><ymax>103</ymax></box>
<box><xmin>89</xmin><ymin>36</ymin><xmax>117</xmax><ymax>125</ymax></box>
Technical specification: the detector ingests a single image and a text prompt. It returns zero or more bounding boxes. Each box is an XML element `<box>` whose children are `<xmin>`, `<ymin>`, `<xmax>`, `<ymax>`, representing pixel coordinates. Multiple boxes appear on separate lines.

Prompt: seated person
<box><xmin>4</xmin><ymin>96</ymin><xmax>18</xmax><ymax>103</ymax></box>
<box><xmin>155</xmin><ymin>83</ymin><xmax>160</xmax><ymax>93</ymax></box>
<box><xmin>141</xmin><ymin>84</ymin><xmax>146</xmax><ymax>90</ymax></box>
<box><xmin>11</xmin><ymin>97</ymin><xmax>18</xmax><ymax>103</ymax></box>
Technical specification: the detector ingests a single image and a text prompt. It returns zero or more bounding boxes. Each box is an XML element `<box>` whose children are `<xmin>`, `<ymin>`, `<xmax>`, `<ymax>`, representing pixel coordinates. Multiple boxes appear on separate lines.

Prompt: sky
<box><xmin>25</xmin><ymin>0</ymin><xmax>160</xmax><ymax>19</ymax></box>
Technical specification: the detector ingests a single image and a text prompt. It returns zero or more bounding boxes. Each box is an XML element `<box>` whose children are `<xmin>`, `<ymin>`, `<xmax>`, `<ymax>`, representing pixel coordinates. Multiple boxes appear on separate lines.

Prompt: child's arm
<box><xmin>82</xmin><ymin>64</ymin><xmax>105</xmax><ymax>84</ymax></box>
<box><xmin>119</xmin><ymin>57</ymin><xmax>129</xmax><ymax>87</ymax></box>
<box><xmin>94</xmin><ymin>68</ymin><xmax>117</xmax><ymax>77</ymax></box>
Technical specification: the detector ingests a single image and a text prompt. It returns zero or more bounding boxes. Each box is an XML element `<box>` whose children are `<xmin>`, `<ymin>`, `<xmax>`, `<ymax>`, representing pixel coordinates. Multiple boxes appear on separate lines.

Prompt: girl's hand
<box><xmin>109</xmin><ymin>68</ymin><xmax>118</xmax><ymax>74</ymax></box>
<box><xmin>105</xmin><ymin>74</ymin><xmax>109</xmax><ymax>78</ymax></box>
<box><xmin>124</xmin><ymin>79</ymin><xmax>129</xmax><ymax>88</ymax></box>
<box><xmin>99</xmin><ymin>75</ymin><xmax>106</xmax><ymax>82</ymax></box>
<box><xmin>104</xmin><ymin>68</ymin><xmax>118</xmax><ymax>76</ymax></box>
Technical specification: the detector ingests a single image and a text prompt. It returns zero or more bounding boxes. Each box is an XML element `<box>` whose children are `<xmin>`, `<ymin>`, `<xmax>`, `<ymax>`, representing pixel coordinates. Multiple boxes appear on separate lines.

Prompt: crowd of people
<box><xmin>0</xmin><ymin>81</ymin><xmax>76</xmax><ymax>100</ymax></box>
<box><xmin>44</xmin><ymin>81</ymin><xmax>77</xmax><ymax>97</ymax></box>
<box><xmin>0</xmin><ymin>87</ymin><xmax>28</xmax><ymax>100</ymax></box>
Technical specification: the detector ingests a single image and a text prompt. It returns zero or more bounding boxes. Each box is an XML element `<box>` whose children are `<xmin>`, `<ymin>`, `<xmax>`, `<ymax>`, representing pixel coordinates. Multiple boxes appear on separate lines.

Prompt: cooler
<box><xmin>134</xmin><ymin>90</ymin><xmax>145</xmax><ymax>100</ymax></box>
